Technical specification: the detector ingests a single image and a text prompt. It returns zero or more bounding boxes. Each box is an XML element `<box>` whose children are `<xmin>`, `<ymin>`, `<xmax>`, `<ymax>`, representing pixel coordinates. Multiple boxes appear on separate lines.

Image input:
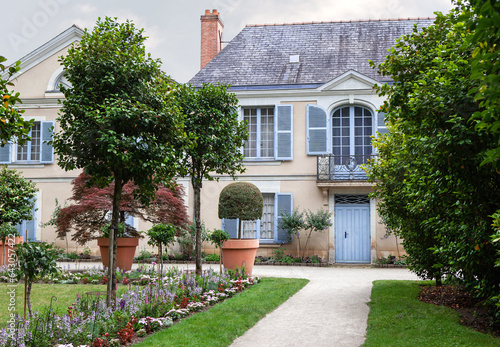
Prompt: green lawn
<box><xmin>364</xmin><ymin>280</ymin><xmax>500</xmax><ymax>346</ymax></box>
<box><xmin>134</xmin><ymin>277</ymin><xmax>309</xmax><ymax>347</ymax></box>
<box><xmin>0</xmin><ymin>283</ymin><xmax>128</xmax><ymax>327</ymax></box>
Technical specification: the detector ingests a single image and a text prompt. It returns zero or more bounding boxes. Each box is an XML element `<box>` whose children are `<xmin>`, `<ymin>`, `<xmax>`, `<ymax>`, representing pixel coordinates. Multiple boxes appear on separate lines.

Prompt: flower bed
<box><xmin>0</xmin><ymin>267</ymin><xmax>258</xmax><ymax>346</ymax></box>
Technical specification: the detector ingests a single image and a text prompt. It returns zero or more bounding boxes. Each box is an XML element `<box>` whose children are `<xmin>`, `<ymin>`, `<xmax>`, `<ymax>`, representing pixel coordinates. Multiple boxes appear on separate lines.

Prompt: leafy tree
<box><xmin>468</xmin><ymin>0</ymin><xmax>500</xmax><ymax>168</ymax></box>
<box><xmin>278</xmin><ymin>209</ymin><xmax>331</xmax><ymax>258</ymax></box>
<box><xmin>0</xmin><ymin>56</ymin><xmax>33</xmax><ymax>146</ymax></box>
<box><xmin>302</xmin><ymin>210</ymin><xmax>331</xmax><ymax>259</ymax></box>
<box><xmin>278</xmin><ymin>209</ymin><xmax>304</xmax><ymax>255</ymax></box>
<box><xmin>0</xmin><ymin>166</ymin><xmax>38</xmax><ymax>232</ymax></box>
<box><xmin>15</xmin><ymin>241</ymin><xmax>59</xmax><ymax>318</ymax></box>
<box><xmin>367</xmin><ymin>9</ymin><xmax>500</xmax><ymax>295</ymax></box>
<box><xmin>218</xmin><ymin>181</ymin><xmax>263</xmax><ymax>239</ymax></box>
<box><xmin>52</xmin><ymin>17</ymin><xmax>186</xmax><ymax>305</ymax></box>
<box><xmin>54</xmin><ymin>172</ymin><xmax>188</xmax><ymax>244</ymax></box>
<box><xmin>0</xmin><ymin>222</ymin><xmax>18</xmax><ymax>265</ymax></box>
<box><xmin>208</xmin><ymin>228</ymin><xmax>230</xmax><ymax>273</ymax></box>
<box><xmin>147</xmin><ymin>223</ymin><xmax>176</xmax><ymax>278</ymax></box>
<box><xmin>175</xmin><ymin>83</ymin><xmax>248</xmax><ymax>276</ymax></box>
<box><xmin>177</xmin><ymin>221</ymin><xmax>210</xmax><ymax>258</ymax></box>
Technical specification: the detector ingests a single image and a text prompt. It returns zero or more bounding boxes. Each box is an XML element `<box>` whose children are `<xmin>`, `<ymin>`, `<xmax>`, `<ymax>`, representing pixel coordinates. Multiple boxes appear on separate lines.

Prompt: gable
<box><xmin>4</xmin><ymin>25</ymin><xmax>83</xmax><ymax>99</ymax></box>
<box><xmin>318</xmin><ymin>70</ymin><xmax>379</xmax><ymax>92</ymax></box>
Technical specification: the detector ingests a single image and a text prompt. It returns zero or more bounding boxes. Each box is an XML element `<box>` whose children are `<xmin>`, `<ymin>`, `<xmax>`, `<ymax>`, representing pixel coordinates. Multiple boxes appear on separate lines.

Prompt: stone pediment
<box><xmin>317</xmin><ymin>70</ymin><xmax>379</xmax><ymax>92</ymax></box>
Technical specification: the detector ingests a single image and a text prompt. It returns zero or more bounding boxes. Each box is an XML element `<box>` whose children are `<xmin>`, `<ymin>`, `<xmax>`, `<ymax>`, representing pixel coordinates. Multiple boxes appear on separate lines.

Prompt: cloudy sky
<box><xmin>3</xmin><ymin>0</ymin><xmax>454</xmax><ymax>83</ymax></box>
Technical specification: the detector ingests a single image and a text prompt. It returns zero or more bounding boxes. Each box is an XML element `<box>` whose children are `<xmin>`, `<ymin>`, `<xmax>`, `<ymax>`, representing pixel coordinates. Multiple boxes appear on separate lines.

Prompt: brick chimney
<box><xmin>200</xmin><ymin>9</ymin><xmax>223</xmax><ymax>69</ymax></box>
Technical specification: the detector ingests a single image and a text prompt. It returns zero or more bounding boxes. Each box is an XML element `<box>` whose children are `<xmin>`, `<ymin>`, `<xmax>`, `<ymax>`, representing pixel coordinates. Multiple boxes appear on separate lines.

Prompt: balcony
<box><xmin>317</xmin><ymin>155</ymin><xmax>376</xmax><ymax>182</ymax></box>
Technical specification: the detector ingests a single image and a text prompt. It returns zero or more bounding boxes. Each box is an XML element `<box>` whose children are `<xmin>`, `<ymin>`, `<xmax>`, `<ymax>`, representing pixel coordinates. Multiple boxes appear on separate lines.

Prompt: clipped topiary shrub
<box><xmin>218</xmin><ymin>182</ymin><xmax>263</xmax><ymax>239</ymax></box>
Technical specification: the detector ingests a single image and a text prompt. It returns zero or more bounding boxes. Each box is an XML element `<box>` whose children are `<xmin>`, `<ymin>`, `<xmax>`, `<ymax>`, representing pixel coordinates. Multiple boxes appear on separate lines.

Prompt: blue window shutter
<box><xmin>0</xmin><ymin>143</ymin><xmax>12</xmax><ymax>164</ymax></box>
<box><xmin>25</xmin><ymin>200</ymin><xmax>37</xmax><ymax>241</ymax></box>
<box><xmin>40</xmin><ymin>121</ymin><xmax>54</xmax><ymax>164</ymax></box>
<box><xmin>275</xmin><ymin>193</ymin><xmax>293</xmax><ymax>243</ymax></box>
<box><xmin>222</xmin><ymin>218</ymin><xmax>239</xmax><ymax>239</ymax></box>
<box><xmin>275</xmin><ymin>105</ymin><xmax>293</xmax><ymax>160</ymax></box>
<box><xmin>307</xmin><ymin>105</ymin><xmax>330</xmax><ymax>155</ymax></box>
<box><xmin>15</xmin><ymin>198</ymin><xmax>37</xmax><ymax>241</ymax></box>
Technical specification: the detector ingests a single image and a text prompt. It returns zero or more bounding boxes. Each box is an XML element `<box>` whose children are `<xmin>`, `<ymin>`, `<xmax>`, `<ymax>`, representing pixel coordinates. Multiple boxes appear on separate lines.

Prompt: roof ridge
<box><xmin>245</xmin><ymin>17</ymin><xmax>435</xmax><ymax>27</ymax></box>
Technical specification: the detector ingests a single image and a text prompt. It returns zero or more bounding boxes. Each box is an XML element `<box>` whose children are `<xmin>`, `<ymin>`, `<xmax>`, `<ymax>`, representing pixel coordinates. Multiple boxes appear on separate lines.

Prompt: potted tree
<box><xmin>98</xmin><ymin>222</ymin><xmax>140</xmax><ymax>271</ymax></box>
<box><xmin>146</xmin><ymin>223</ymin><xmax>176</xmax><ymax>278</ymax></box>
<box><xmin>208</xmin><ymin>228</ymin><xmax>230</xmax><ymax>273</ymax></box>
<box><xmin>218</xmin><ymin>182</ymin><xmax>263</xmax><ymax>275</ymax></box>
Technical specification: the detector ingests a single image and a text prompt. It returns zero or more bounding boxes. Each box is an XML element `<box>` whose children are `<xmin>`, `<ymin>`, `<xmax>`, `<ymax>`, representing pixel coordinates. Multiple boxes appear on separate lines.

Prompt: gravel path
<box><xmin>231</xmin><ymin>265</ymin><xmax>419</xmax><ymax>347</ymax></box>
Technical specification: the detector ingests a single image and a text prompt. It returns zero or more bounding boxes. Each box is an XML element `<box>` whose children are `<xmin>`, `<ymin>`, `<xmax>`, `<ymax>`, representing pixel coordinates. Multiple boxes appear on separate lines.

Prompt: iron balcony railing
<box><xmin>317</xmin><ymin>154</ymin><xmax>376</xmax><ymax>181</ymax></box>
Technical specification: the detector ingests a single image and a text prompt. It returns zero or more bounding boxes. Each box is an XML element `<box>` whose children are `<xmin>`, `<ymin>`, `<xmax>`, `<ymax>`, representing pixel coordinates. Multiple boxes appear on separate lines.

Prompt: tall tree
<box><xmin>53</xmin><ymin>17</ymin><xmax>186</xmax><ymax>305</ymax></box>
<box><xmin>54</xmin><ymin>172</ymin><xmax>189</xmax><ymax>245</ymax></box>
<box><xmin>367</xmin><ymin>9</ymin><xmax>500</xmax><ymax>296</ymax></box>
<box><xmin>175</xmin><ymin>83</ymin><xmax>248</xmax><ymax>275</ymax></box>
<box><xmin>0</xmin><ymin>56</ymin><xmax>33</xmax><ymax>146</ymax></box>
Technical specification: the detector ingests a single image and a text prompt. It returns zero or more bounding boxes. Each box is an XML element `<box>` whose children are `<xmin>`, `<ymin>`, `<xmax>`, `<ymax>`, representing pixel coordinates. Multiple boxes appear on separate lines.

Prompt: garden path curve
<box><xmin>57</xmin><ymin>262</ymin><xmax>418</xmax><ymax>346</ymax></box>
<box><xmin>231</xmin><ymin>265</ymin><xmax>419</xmax><ymax>347</ymax></box>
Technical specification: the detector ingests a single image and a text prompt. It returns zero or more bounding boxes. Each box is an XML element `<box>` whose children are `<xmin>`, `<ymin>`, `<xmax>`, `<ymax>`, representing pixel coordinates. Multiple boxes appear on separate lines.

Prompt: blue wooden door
<box><xmin>335</xmin><ymin>204</ymin><xmax>370</xmax><ymax>263</ymax></box>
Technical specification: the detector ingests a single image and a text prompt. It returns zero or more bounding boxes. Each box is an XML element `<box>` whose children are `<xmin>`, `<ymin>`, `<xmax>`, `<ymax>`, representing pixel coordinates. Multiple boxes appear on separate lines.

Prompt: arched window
<box><xmin>54</xmin><ymin>72</ymin><xmax>72</xmax><ymax>91</ymax></box>
<box><xmin>331</xmin><ymin>106</ymin><xmax>373</xmax><ymax>164</ymax></box>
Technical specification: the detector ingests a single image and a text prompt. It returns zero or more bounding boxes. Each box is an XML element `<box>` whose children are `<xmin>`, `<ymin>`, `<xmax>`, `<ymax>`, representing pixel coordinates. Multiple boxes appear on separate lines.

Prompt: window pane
<box><xmin>260</xmin><ymin>194</ymin><xmax>274</xmax><ymax>240</ymax></box>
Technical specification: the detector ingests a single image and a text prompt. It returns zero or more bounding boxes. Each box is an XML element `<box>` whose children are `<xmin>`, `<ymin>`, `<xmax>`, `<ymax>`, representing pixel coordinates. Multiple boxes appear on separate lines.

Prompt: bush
<box><xmin>204</xmin><ymin>253</ymin><xmax>220</xmax><ymax>262</ymax></box>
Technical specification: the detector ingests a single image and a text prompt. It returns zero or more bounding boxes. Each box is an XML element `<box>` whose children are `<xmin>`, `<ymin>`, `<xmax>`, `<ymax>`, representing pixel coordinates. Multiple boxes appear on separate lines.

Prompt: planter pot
<box><xmin>0</xmin><ymin>236</ymin><xmax>24</xmax><ymax>266</ymax></box>
<box><xmin>97</xmin><ymin>237</ymin><xmax>139</xmax><ymax>271</ymax></box>
<box><xmin>222</xmin><ymin>239</ymin><xmax>259</xmax><ymax>276</ymax></box>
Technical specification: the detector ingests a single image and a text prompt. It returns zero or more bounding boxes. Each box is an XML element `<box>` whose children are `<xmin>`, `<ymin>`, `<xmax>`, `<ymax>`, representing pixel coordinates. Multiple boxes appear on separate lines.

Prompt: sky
<box><xmin>2</xmin><ymin>0</ymin><xmax>455</xmax><ymax>83</ymax></box>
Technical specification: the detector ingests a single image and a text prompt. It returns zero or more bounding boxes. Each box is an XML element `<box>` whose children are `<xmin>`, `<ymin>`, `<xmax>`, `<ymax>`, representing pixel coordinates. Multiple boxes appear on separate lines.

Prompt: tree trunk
<box><xmin>296</xmin><ymin>233</ymin><xmax>300</xmax><ymax>258</ymax></box>
<box><xmin>219</xmin><ymin>247</ymin><xmax>222</xmax><ymax>273</ymax></box>
<box><xmin>193</xmin><ymin>180</ymin><xmax>202</xmax><ymax>276</ymax></box>
<box><xmin>303</xmin><ymin>228</ymin><xmax>314</xmax><ymax>259</ymax></box>
<box><xmin>26</xmin><ymin>280</ymin><xmax>33</xmax><ymax>318</ymax></box>
<box><xmin>24</xmin><ymin>279</ymin><xmax>27</xmax><ymax>320</ymax></box>
<box><xmin>2</xmin><ymin>240</ymin><xmax>6</xmax><ymax>266</ymax></box>
<box><xmin>106</xmin><ymin>173</ymin><xmax>124</xmax><ymax>307</ymax></box>
<box><xmin>159</xmin><ymin>244</ymin><xmax>163</xmax><ymax>280</ymax></box>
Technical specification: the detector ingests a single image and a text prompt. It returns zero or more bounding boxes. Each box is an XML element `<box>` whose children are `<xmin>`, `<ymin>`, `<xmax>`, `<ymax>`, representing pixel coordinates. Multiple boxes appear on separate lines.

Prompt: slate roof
<box><xmin>189</xmin><ymin>18</ymin><xmax>434</xmax><ymax>88</ymax></box>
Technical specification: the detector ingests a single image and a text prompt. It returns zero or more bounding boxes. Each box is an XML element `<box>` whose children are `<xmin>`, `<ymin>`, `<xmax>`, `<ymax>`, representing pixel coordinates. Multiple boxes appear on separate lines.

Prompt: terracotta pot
<box><xmin>97</xmin><ymin>237</ymin><xmax>139</xmax><ymax>271</ymax></box>
<box><xmin>0</xmin><ymin>236</ymin><xmax>24</xmax><ymax>266</ymax></box>
<box><xmin>222</xmin><ymin>239</ymin><xmax>259</xmax><ymax>276</ymax></box>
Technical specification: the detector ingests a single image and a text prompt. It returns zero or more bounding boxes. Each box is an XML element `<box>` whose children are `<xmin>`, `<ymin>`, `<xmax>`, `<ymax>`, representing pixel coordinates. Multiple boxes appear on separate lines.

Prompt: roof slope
<box><xmin>189</xmin><ymin>18</ymin><xmax>434</xmax><ymax>88</ymax></box>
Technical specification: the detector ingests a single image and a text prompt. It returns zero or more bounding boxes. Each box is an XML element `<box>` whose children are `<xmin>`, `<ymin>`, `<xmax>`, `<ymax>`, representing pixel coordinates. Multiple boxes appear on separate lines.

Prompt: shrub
<box><xmin>218</xmin><ymin>182</ymin><xmax>263</xmax><ymax>239</ymax></box>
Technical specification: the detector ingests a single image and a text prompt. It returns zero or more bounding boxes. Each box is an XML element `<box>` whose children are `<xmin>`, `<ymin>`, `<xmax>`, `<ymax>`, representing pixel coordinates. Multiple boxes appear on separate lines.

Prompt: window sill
<box><xmin>8</xmin><ymin>163</ymin><xmax>46</xmax><ymax>169</ymax></box>
<box><xmin>244</xmin><ymin>160</ymin><xmax>282</xmax><ymax>166</ymax></box>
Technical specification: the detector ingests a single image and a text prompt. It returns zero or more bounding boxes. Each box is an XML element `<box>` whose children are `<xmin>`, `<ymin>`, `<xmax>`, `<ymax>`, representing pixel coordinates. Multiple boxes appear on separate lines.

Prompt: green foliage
<box><xmin>15</xmin><ymin>241</ymin><xmax>59</xmax><ymax>317</ymax></box>
<box><xmin>365</xmin><ymin>281</ymin><xmax>500</xmax><ymax>346</ymax></box>
<box><xmin>174</xmin><ymin>82</ymin><xmax>248</xmax><ymax>274</ymax></box>
<box><xmin>146</xmin><ymin>224</ymin><xmax>176</xmax><ymax>249</ymax></box>
<box><xmin>52</xmin><ymin>16</ymin><xmax>187</xmax><ymax>301</ymax></box>
<box><xmin>0</xmin><ymin>222</ymin><xmax>17</xmax><ymax>241</ymax></box>
<box><xmin>468</xmin><ymin>0</ymin><xmax>500</xmax><ymax>169</ymax></box>
<box><xmin>203</xmin><ymin>253</ymin><xmax>220</xmax><ymax>262</ymax></box>
<box><xmin>177</xmin><ymin>222</ymin><xmax>209</xmax><ymax>257</ymax></box>
<box><xmin>367</xmin><ymin>8</ymin><xmax>500</xmax><ymax>296</ymax></box>
<box><xmin>278</xmin><ymin>209</ymin><xmax>303</xmax><ymax>243</ymax></box>
<box><xmin>278</xmin><ymin>208</ymin><xmax>331</xmax><ymax>258</ymax></box>
<box><xmin>0</xmin><ymin>166</ymin><xmax>38</xmax><ymax>228</ymax></box>
<box><xmin>15</xmin><ymin>242</ymin><xmax>59</xmax><ymax>282</ymax></box>
<box><xmin>208</xmin><ymin>229</ymin><xmax>230</xmax><ymax>248</ymax></box>
<box><xmin>54</xmin><ymin>17</ymin><xmax>186</xmax><ymax>203</ymax></box>
<box><xmin>218</xmin><ymin>182</ymin><xmax>263</xmax><ymax>221</ymax></box>
<box><xmin>134</xmin><ymin>278</ymin><xmax>309</xmax><ymax>347</ymax></box>
<box><xmin>0</xmin><ymin>56</ymin><xmax>33</xmax><ymax>146</ymax></box>
<box><xmin>271</xmin><ymin>247</ymin><xmax>285</xmax><ymax>262</ymax></box>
